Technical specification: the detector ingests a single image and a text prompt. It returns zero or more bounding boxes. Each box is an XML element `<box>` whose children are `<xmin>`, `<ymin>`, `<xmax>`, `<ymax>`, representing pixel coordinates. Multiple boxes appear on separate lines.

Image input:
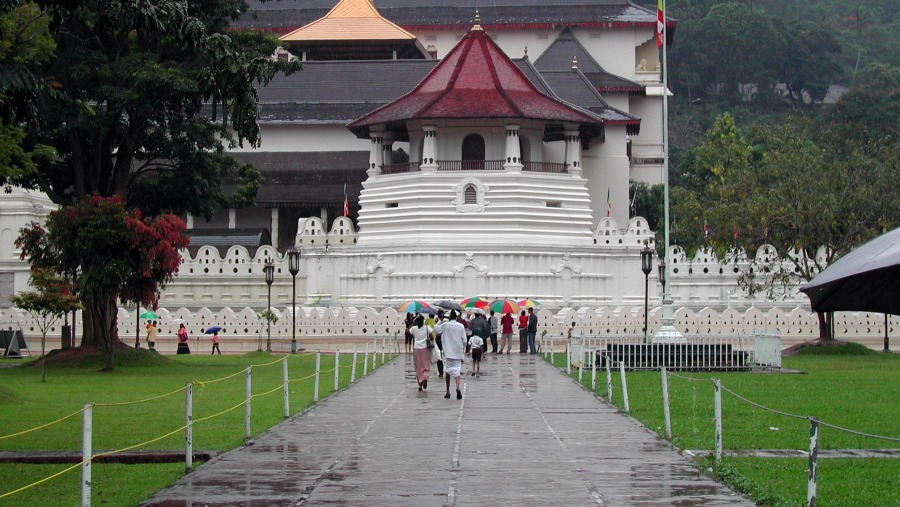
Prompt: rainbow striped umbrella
<box><xmin>489</xmin><ymin>299</ymin><xmax>520</xmax><ymax>314</ymax></box>
<box><xmin>460</xmin><ymin>296</ymin><xmax>490</xmax><ymax>309</ymax></box>
<box><xmin>398</xmin><ymin>300</ymin><xmax>436</xmax><ymax>315</ymax></box>
<box><xmin>517</xmin><ymin>298</ymin><xmax>542</xmax><ymax>308</ymax></box>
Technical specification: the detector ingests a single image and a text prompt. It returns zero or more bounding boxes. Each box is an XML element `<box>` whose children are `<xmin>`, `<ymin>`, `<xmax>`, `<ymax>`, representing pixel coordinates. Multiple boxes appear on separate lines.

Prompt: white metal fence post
<box><xmin>714</xmin><ymin>379</ymin><xmax>722</xmax><ymax>462</ymax></box>
<box><xmin>282</xmin><ymin>357</ymin><xmax>290</xmax><ymax>419</ymax></box>
<box><xmin>81</xmin><ymin>403</ymin><xmax>92</xmax><ymax>507</ymax></box>
<box><xmin>550</xmin><ymin>338</ymin><xmax>554</xmax><ymax>364</ymax></box>
<box><xmin>372</xmin><ymin>338</ymin><xmax>377</xmax><ymax>369</ymax></box>
<box><xmin>808</xmin><ymin>417</ymin><xmax>819</xmax><ymax>507</ymax></box>
<box><xmin>381</xmin><ymin>337</ymin><xmax>386</xmax><ymax>364</ymax></box>
<box><xmin>334</xmin><ymin>350</ymin><xmax>341</xmax><ymax>392</ymax></box>
<box><xmin>363</xmin><ymin>343</ymin><xmax>369</xmax><ymax>376</ymax></box>
<box><xmin>351</xmin><ymin>346</ymin><xmax>358</xmax><ymax>383</ymax></box>
<box><xmin>185</xmin><ymin>382</ymin><xmax>193</xmax><ymax>472</ymax></box>
<box><xmin>591</xmin><ymin>350</ymin><xmax>597</xmax><ymax>391</ymax></box>
<box><xmin>245</xmin><ymin>368</ymin><xmax>252</xmax><ymax>440</ymax></box>
<box><xmin>619</xmin><ymin>361</ymin><xmax>630</xmax><ymax>413</ymax></box>
<box><xmin>566</xmin><ymin>345</ymin><xmax>571</xmax><ymax>375</ymax></box>
<box><xmin>661</xmin><ymin>368</ymin><xmax>672</xmax><ymax>439</ymax></box>
<box><xmin>606</xmin><ymin>358</ymin><xmax>613</xmax><ymax>402</ymax></box>
<box><xmin>314</xmin><ymin>352</ymin><xmax>321</xmax><ymax>402</ymax></box>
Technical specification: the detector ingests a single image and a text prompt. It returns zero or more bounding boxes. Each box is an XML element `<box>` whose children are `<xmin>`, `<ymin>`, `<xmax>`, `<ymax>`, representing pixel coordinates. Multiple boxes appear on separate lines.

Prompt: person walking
<box><xmin>211</xmin><ymin>330</ymin><xmax>221</xmax><ymax>355</ymax></box>
<box><xmin>146</xmin><ymin>321</ymin><xmax>158</xmax><ymax>351</ymax></box>
<box><xmin>176</xmin><ymin>324</ymin><xmax>190</xmax><ymax>355</ymax></box>
<box><xmin>404</xmin><ymin>313</ymin><xmax>414</xmax><ymax>353</ymax></box>
<box><xmin>489</xmin><ymin>310</ymin><xmax>499</xmax><ymax>354</ymax></box>
<box><xmin>435</xmin><ymin>310</ymin><xmax>467</xmax><ymax>400</ymax></box>
<box><xmin>518</xmin><ymin>310</ymin><xmax>528</xmax><ymax>353</ymax></box>
<box><xmin>409</xmin><ymin>315</ymin><xmax>433</xmax><ymax>391</ymax></box>
<box><xmin>499</xmin><ymin>312</ymin><xmax>514</xmax><ymax>354</ymax></box>
<box><xmin>433</xmin><ymin>309</ymin><xmax>445</xmax><ymax>376</ymax></box>
<box><xmin>468</xmin><ymin>333</ymin><xmax>484</xmax><ymax>376</ymax></box>
<box><xmin>527</xmin><ymin>307</ymin><xmax>538</xmax><ymax>354</ymax></box>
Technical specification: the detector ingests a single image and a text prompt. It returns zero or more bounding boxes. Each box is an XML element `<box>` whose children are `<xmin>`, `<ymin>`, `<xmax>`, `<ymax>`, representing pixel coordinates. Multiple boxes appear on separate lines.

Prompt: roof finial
<box><xmin>571</xmin><ymin>56</ymin><xmax>578</xmax><ymax>70</ymax></box>
<box><xmin>471</xmin><ymin>9</ymin><xmax>483</xmax><ymax>31</ymax></box>
<box><xmin>524</xmin><ymin>45</ymin><xmax>529</xmax><ymax>58</ymax></box>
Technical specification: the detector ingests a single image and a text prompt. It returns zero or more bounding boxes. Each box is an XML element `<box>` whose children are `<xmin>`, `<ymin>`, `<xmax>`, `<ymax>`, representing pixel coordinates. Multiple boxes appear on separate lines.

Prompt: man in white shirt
<box><xmin>434</xmin><ymin>310</ymin><xmax>468</xmax><ymax>399</ymax></box>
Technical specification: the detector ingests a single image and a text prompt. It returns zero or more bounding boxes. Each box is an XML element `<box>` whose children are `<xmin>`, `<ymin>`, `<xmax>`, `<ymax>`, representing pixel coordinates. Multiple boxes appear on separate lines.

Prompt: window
<box><xmin>464</xmin><ymin>185</ymin><xmax>477</xmax><ymax>205</ymax></box>
<box><xmin>462</xmin><ymin>134</ymin><xmax>485</xmax><ymax>170</ymax></box>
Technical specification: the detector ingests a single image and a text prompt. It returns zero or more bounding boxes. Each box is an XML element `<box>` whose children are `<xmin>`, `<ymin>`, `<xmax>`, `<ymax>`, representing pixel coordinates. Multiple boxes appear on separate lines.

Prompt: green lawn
<box><xmin>0</xmin><ymin>349</ymin><xmax>392</xmax><ymax>506</ymax></box>
<box><xmin>549</xmin><ymin>347</ymin><xmax>900</xmax><ymax>506</ymax></box>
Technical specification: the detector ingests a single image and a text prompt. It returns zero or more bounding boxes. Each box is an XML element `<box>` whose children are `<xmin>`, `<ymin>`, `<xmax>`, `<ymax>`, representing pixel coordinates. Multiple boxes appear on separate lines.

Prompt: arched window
<box><xmin>462</xmin><ymin>134</ymin><xmax>485</xmax><ymax>170</ymax></box>
<box><xmin>464</xmin><ymin>184</ymin><xmax>477</xmax><ymax>205</ymax></box>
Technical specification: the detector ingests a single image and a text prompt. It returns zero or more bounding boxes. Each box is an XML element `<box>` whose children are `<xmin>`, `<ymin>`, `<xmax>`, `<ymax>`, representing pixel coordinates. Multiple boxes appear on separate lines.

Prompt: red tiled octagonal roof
<box><xmin>348</xmin><ymin>25</ymin><xmax>603</xmax><ymax>139</ymax></box>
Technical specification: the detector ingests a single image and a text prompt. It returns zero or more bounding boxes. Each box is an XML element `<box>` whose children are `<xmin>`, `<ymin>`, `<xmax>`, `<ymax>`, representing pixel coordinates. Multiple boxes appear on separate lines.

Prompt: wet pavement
<box><xmin>143</xmin><ymin>353</ymin><xmax>753</xmax><ymax>506</ymax></box>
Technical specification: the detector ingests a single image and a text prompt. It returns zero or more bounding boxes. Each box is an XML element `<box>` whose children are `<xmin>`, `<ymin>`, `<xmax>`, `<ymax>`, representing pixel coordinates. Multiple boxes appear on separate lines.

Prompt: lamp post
<box><xmin>288</xmin><ymin>247</ymin><xmax>301</xmax><ymax>354</ymax></box>
<box><xmin>641</xmin><ymin>245</ymin><xmax>653</xmax><ymax>341</ymax></box>
<box><xmin>658</xmin><ymin>258</ymin><xmax>667</xmax><ymax>297</ymax></box>
<box><xmin>264</xmin><ymin>258</ymin><xmax>275</xmax><ymax>352</ymax></box>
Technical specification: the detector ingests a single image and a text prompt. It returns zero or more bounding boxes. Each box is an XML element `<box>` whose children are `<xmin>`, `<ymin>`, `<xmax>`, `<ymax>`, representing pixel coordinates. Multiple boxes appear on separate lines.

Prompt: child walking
<box><xmin>468</xmin><ymin>334</ymin><xmax>484</xmax><ymax>377</ymax></box>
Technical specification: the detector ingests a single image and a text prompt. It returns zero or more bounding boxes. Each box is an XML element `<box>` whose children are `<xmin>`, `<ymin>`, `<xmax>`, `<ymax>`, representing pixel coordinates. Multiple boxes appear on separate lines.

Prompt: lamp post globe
<box><xmin>264</xmin><ymin>259</ymin><xmax>275</xmax><ymax>352</ymax></box>
<box><xmin>641</xmin><ymin>245</ymin><xmax>653</xmax><ymax>341</ymax></box>
<box><xmin>288</xmin><ymin>247</ymin><xmax>301</xmax><ymax>353</ymax></box>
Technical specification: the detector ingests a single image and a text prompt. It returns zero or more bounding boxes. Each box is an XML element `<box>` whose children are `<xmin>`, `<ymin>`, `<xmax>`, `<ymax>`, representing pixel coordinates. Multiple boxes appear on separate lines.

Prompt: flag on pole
<box><xmin>606</xmin><ymin>188</ymin><xmax>611</xmax><ymax>217</ymax></box>
<box><xmin>703</xmin><ymin>221</ymin><xmax>710</xmax><ymax>240</ymax></box>
<box><xmin>656</xmin><ymin>0</ymin><xmax>665</xmax><ymax>48</ymax></box>
<box><xmin>343</xmin><ymin>183</ymin><xmax>349</xmax><ymax>217</ymax></box>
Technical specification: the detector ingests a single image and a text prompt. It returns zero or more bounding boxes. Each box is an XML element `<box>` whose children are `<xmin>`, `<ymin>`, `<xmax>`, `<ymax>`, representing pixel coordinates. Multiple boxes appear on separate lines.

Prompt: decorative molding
<box><xmin>453</xmin><ymin>253</ymin><xmax>489</xmax><ymax>274</ymax></box>
<box><xmin>450</xmin><ymin>177</ymin><xmax>489</xmax><ymax>213</ymax></box>
<box><xmin>365</xmin><ymin>254</ymin><xmax>394</xmax><ymax>275</ymax></box>
<box><xmin>550</xmin><ymin>253</ymin><xmax>583</xmax><ymax>274</ymax></box>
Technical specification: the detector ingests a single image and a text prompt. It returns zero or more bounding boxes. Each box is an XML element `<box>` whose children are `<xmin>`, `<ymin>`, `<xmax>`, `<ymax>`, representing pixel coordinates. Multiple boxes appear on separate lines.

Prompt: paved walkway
<box><xmin>143</xmin><ymin>353</ymin><xmax>753</xmax><ymax>506</ymax></box>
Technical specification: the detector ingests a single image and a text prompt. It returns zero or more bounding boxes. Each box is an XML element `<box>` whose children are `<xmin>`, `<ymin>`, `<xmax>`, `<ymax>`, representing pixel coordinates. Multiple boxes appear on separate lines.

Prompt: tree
<box><xmin>10</xmin><ymin>268</ymin><xmax>81</xmax><ymax>381</ymax></box>
<box><xmin>2</xmin><ymin>1</ymin><xmax>295</xmax><ymax>361</ymax></box>
<box><xmin>0</xmin><ymin>1</ymin><xmax>56</xmax><ymax>186</ymax></box>
<box><xmin>776</xmin><ymin>21</ymin><xmax>843</xmax><ymax>107</ymax></box>
<box><xmin>676</xmin><ymin>114</ymin><xmax>900</xmax><ymax>338</ymax></box>
<box><xmin>16</xmin><ymin>196</ymin><xmax>189</xmax><ymax>369</ymax></box>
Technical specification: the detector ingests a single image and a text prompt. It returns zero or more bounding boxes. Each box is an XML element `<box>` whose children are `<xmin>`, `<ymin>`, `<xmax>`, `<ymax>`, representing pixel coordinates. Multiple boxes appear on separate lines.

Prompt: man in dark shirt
<box><xmin>527</xmin><ymin>307</ymin><xmax>538</xmax><ymax>354</ymax></box>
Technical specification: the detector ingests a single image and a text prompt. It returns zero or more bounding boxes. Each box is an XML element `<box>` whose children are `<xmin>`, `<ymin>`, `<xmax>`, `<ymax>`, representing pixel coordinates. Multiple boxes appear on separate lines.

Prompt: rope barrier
<box><xmin>192</xmin><ymin>399</ymin><xmax>249</xmax><ymax>424</ymax></box>
<box><xmin>251</xmin><ymin>354</ymin><xmax>290</xmax><ymax>368</ymax></box>
<box><xmin>665</xmin><ymin>371</ymin><xmax>715</xmax><ymax>383</ymax></box>
<box><xmin>200</xmin><ymin>367</ymin><xmax>251</xmax><ymax>385</ymax></box>
<box><xmin>288</xmin><ymin>372</ymin><xmax>318</xmax><ymax>383</ymax></box>
<box><xmin>250</xmin><ymin>382</ymin><xmax>288</xmax><ymax>400</ymax></box>
<box><xmin>719</xmin><ymin>385</ymin><xmax>817</xmax><ymax>421</ymax></box>
<box><xmin>0</xmin><ymin>461</ymin><xmax>83</xmax><ymax>500</ymax></box>
<box><xmin>94</xmin><ymin>385</ymin><xmax>188</xmax><ymax>407</ymax></box>
<box><xmin>816</xmin><ymin>421</ymin><xmax>900</xmax><ymax>443</ymax></box>
<box><xmin>92</xmin><ymin>424</ymin><xmax>190</xmax><ymax>459</ymax></box>
<box><xmin>0</xmin><ymin>406</ymin><xmax>88</xmax><ymax>441</ymax></box>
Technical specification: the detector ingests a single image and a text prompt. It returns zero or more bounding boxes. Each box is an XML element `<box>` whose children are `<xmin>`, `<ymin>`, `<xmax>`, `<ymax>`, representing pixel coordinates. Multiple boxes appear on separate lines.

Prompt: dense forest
<box><xmin>629</xmin><ymin>0</ymin><xmax>900</xmax><ymax>302</ymax></box>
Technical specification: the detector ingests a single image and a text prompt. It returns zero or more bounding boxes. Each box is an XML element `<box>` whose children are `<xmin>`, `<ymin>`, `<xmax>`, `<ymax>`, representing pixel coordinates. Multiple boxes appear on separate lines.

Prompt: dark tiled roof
<box><xmin>539</xmin><ymin>70</ymin><xmax>641</xmax><ymax>135</ymax></box>
<box><xmin>230</xmin><ymin>152</ymin><xmax>368</xmax><ymax>205</ymax></box>
<box><xmin>237</xmin><ymin>1</ymin><xmax>660</xmax><ymax>33</ymax></box>
<box><xmin>534</xmin><ymin>28</ymin><xmax>644</xmax><ymax>93</ymax></box>
<box><xmin>185</xmin><ymin>228</ymin><xmax>271</xmax><ymax>255</ymax></box>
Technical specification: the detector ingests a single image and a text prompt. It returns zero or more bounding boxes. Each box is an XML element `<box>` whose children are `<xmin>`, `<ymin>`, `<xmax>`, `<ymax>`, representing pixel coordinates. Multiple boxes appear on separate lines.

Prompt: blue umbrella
<box><xmin>204</xmin><ymin>326</ymin><xmax>222</xmax><ymax>334</ymax></box>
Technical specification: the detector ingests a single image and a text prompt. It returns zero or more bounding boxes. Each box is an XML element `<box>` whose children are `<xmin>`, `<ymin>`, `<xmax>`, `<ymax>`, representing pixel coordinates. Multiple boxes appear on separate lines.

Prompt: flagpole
<box><xmin>655</xmin><ymin>0</ymin><xmax>682</xmax><ymax>343</ymax></box>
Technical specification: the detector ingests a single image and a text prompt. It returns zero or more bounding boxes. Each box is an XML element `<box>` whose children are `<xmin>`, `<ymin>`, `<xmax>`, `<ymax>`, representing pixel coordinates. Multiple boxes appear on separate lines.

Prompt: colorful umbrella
<box><xmin>460</xmin><ymin>297</ymin><xmax>490</xmax><ymax>309</ymax></box>
<box><xmin>204</xmin><ymin>326</ymin><xmax>223</xmax><ymax>334</ymax></box>
<box><xmin>517</xmin><ymin>298</ymin><xmax>541</xmax><ymax>308</ymax></box>
<box><xmin>490</xmin><ymin>299</ymin><xmax>520</xmax><ymax>314</ymax></box>
<box><xmin>139</xmin><ymin>311</ymin><xmax>159</xmax><ymax>319</ymax></box>
<box><xmin>398</xmin><ymin>300</ymin><xmax>435</xmax><ymax>315</ymax></box>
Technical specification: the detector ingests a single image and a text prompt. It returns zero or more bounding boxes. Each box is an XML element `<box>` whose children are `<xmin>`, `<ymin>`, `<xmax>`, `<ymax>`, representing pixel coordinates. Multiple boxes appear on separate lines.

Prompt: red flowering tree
<box><xmin>17</xmin><ymin>196</ymin><xmax>189</xmax><ymax>369</ymax></box>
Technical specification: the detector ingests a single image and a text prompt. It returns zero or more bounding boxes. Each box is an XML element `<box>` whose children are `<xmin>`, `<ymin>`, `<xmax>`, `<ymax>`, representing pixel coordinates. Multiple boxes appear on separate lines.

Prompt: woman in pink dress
<box><xmin>409</xmin><ymin>315</ymin><xmax>433</xmax><ymax>391</ymax></box>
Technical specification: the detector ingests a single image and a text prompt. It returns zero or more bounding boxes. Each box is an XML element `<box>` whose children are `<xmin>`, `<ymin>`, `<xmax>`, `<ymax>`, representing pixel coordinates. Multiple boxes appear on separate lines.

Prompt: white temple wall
<box><xmin>0</xmin><ymin>189</ymin><xmax>56</xmax><ymax>308</ymax></box>
<box><xmin>413</xmin><ymin>29</ymin><xmax>559</xmax><ymax>64</ymax></box>
<box><xmin>584</xmin><ymin>126</ymin><xmax>630</xmax><ymax>223</ymax></box>
<box><xmin>232</xmin><ymin>123</ymin><xmax>366</xmax><ymax>153</ymax></box>
<box><xmin>573</xmin><ymin>28</ymin><xmax>641</xmax><ymax>80</ymax></box>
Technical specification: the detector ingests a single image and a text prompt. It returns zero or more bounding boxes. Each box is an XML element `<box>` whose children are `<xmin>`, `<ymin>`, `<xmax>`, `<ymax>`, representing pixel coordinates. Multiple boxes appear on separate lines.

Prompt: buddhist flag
<box><xmin>606</xmin><ymin>188</ymin><xmax>611</xmax><ymax>217</ymax></box>
<box><xmin>656</xmin><ymin>0</ymin><xmax>665</xmax><ymax>48</ymax></box>
<box><xmin>343</xmin><ymin>184</ymin><xmax>349</xmax><ymax>217</ymax></box>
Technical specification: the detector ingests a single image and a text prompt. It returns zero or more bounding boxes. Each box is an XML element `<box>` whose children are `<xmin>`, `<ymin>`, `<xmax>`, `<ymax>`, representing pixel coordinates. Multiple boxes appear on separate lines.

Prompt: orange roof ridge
<box><xmin>280</xmin><ymin>0</ymin><xmax>415</xmax><ymax>42</ymax></box>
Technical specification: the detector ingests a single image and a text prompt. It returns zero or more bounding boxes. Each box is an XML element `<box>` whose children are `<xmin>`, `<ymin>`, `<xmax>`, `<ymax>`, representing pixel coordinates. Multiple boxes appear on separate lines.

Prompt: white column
<box><xmin>420</xmin><ymin>126</ymin><xmax>438</xmax><ymax>172</ymax></box>
<box><xmin>228</xmin><ymin>208</ymin><xmax>236</xmax><ymax>229</ymax></box>
<box><xmin>270</xmin><ymin>208</ymin><xmax>279</xmax><ymax>246</ymax></box>
<box><xmin>504</xmin><ymin>124</ymin><xmax>523</xmax><ymax>172</ymax></box>
<box><xmin>320</xmin><ymin>207</ymin><xmax>328</xmax><ymax>226</ymax></box>
<box><xmin>367</xmin><ymin>129</ymin><xmax>384</xmax><ymax>178</ymax></box>
<box><xmin>185</xmin><ymin>213</ymin><xmax>194</xmax><ymax>229</ymax></box>
<box><xmin>382</xmin><ymin>132</ymin><xmax>395</xmax><ymax>169</ymax></box>
<box><xmin>565</xmin><ymin>129</ymin><xmax>582</xmax><ymax>177</ymax></box>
